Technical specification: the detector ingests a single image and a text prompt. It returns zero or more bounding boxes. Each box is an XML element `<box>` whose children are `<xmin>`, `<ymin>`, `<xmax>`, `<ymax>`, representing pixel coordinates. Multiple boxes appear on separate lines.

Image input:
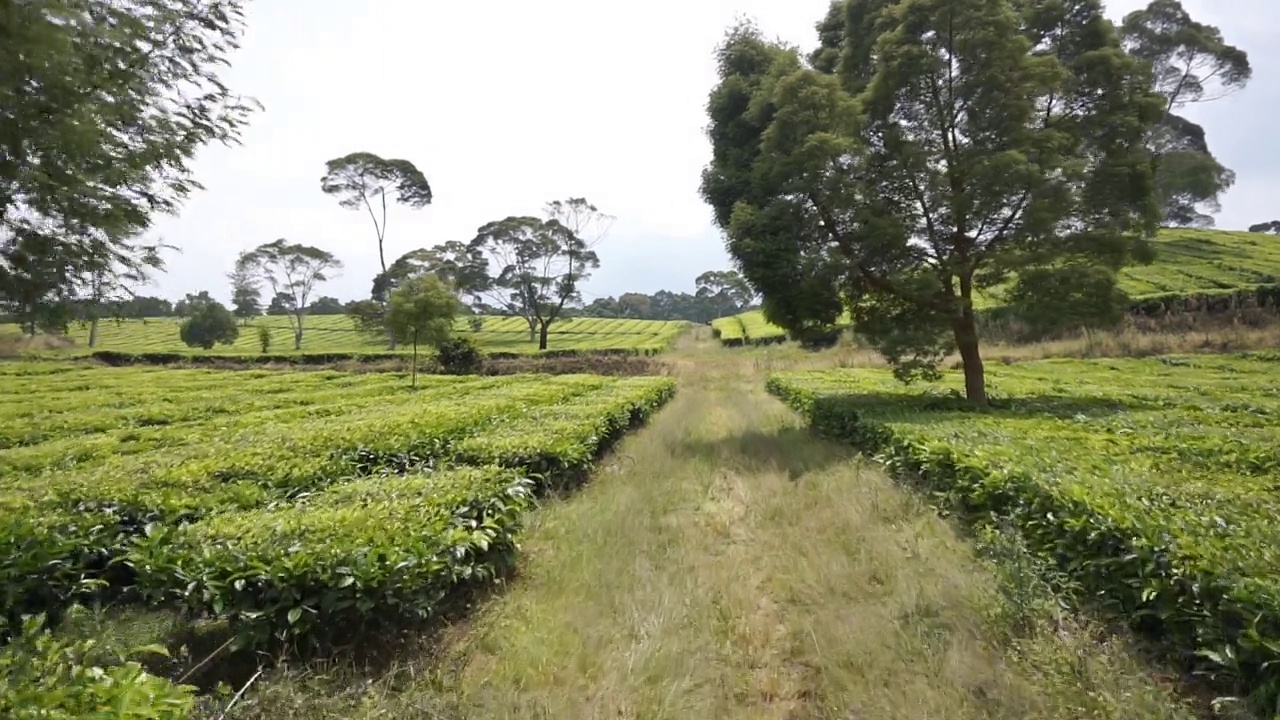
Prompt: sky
<box><xmin>143</xmin><ymin>0</ymin><xmax>1280</xmax><ymax>305</ymax></box>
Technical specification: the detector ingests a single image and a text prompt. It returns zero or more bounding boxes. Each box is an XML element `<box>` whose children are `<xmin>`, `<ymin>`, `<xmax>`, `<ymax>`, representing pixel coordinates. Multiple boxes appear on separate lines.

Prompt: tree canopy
<box><xmin>462</xmin><ymin>214</ymin><xmax>601</xmax><ymax>350</ymax></box>
<box><xmin>1</xmin><ymin>0</ymin><xmax>259</xmax><ymax>332</ymax></box>
<box><xmin>179</xmin><ymin>300</ymin><xmax>239</xmax><ymax>350</ymax></box>
<box><xmin>320</xmin><ymin>152</ymin><xmax>433</xmax><ymax>273</ymax></box>
<box><xmin>385</xmin><ymin>275</ymin><xmax>460</xmax><ymax>386</ymax></box>
<box><xmin>1120</xmin><ymin>0</ymin><xmax>1251</xmax><ymax>227</ymax></box>
<box><xmin>235</xmin><ymin>240</ymin><xmax>342</xmax><ymax>349</ymax></box>
<box><xmin>702</xmin><ymin>1</ymin><xmax>1165</xmax><ymax>403</ymax></box>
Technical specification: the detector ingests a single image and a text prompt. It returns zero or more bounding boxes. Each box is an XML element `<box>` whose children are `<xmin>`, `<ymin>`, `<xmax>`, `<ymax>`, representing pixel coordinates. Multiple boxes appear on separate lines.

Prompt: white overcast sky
<box><xmin>144</xmin><ymin>0</ymin><xmax>1280</xmax><ymax>304</ymax></box>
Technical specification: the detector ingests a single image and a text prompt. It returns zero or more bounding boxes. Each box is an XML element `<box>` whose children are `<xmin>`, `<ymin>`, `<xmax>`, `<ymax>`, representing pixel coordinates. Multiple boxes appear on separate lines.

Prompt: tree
<box><xmin>70</xmin><ymin>241</ymin><xmax>168</xmax><ymax>347</ymax></box>
<box><xmin>173</xmin><ymin>291</ymin><xmax>216</xmax><ymax>318</ymax></box>
<box><xmin>179</xmin><ymin>300</ymin><xmax>239</xmax><ymax>350</ymax></box>
<box><xmin>1</xmin><ymin>0</ymin><xmax>259</xmax><ymax>320</ymax></box>
<box><xmin>1121</xmin><ymin>0</ymin><xmax>1251</xmax><ymax>227</ymax></box>
<box><xmin>228</xmin><ymin>265</ymin><xmax>262</xmax><ymax>324</ymax></box>
<box><xmin>306</xmin><ymin>296</ymin><xmax>345</xmax><ymax>315</ymax></box>
<box><xmin>695</xmin><ymin>270</ymin><xmax>755</xmax><ymax>318</ymax></box>
<box><xmin>235</xmin><ymin>240</ymin><xmax>342</xmax><ymax>350</ymax></box>
<box><xmin>701</xmin><ymin>5</ymin><xmax>1164</xmax><ymax>404</ymax></box>
<box><xmin>320</xmin><ymin>153</ymin><xmax>433</xmax><ymax>274</ymax></box>
<box><xmin>617</xmin><ymin>293</ymin><xmax>652</xmax><ymax>318</ymax></box>
<box><xmin>265</xmin><ymin>293</ymin><xmax>293</xmax><ymax>316</ymax></box>
<box><xmin>1247</xmin><ymin>221</ymin><xmax>1280</xmax><ymax>235</ymax></box>
<box><xmin>463</xmin><ymin>213</ymin><xmax>601</xmax><ymax>350</ymax></box>
<box><xmin>385</xmin><ymin>275</ymin><xmax>461</xmax><ymax>387</ymax></box>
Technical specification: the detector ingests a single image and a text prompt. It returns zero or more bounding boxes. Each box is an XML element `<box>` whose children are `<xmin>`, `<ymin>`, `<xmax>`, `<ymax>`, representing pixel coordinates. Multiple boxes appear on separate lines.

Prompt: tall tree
<box><xmin>235</xmin><ymin>240</ymin><xmax>342</xmax><ymax>350</ymax></box>
<box><xmin>702</xmin><ymin>3</ymin><xmax>1163</xmax><ymax>404</ymax></box>
<box><xmin>463</xmin><ymin>214</ymin><xmax>600</xmax><ymax>350</ymax></box>
<box><xmin>72</xmin><ymin>240</ymin><xmax>168</xmax><ymax>347</ymax></box>
<box><xmin>1121</xmin><ymin>0</ymin><xmax>1251</xmax><ymax>227</ymax></box>
<box><xmin>228</xmin><ymin>265</ymin><xmax>262</xmax><ymax>324</ymax></box>
<box><xmin>1</xmin><ymin>0</ymin><xmax>259</xmax><ymax>311</ymax></box>
<box><xmin>320</xmin><ymin>153</ymin><xmax>433</xmax><ymax>274</ymax></box>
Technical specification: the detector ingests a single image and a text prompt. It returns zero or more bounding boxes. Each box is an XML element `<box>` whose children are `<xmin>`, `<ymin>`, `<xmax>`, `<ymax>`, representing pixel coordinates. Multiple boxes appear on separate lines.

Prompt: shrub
<box><xmin>257</xmin><ymin>324</ymin><xmax>272</xmax><ymax>353</ymax></box>
<box><xmin>0</xmin><ymin>613</ymin><xmax>196</xmax><ymax>719</ymax></box>
<box><xmin>436</xmin><ymin>336</ymin><xmax>486</xmax><ymax>375</ymax></box>
<box><xmin>178</xmin><ymin>301</ymin><xmax>238</xmax><ymax>350</ymax></box>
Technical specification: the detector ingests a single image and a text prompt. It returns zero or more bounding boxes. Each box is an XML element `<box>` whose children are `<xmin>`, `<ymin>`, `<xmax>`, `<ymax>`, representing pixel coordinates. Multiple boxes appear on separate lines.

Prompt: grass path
<box><xmin>236</xmin><ymin>330</ymin><xmax>1200</xmax><ymax>719</ymax></box>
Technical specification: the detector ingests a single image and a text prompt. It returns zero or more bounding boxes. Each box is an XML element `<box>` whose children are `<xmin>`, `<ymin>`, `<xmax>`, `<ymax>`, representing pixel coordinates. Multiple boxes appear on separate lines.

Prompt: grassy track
<box><xmin>232</xmin><ymin>329</ymin><xmax>1199</xmax><ymax>720</ymax></box>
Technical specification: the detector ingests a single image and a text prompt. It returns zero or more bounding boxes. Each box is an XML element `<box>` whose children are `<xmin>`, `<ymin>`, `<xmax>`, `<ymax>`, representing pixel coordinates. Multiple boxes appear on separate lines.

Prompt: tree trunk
<box><xmin>411</xmin><ymin>328</ymin><xmax>418</xmax><ymax>388</ymax></box>
<box><xmin>953</xmin><ymin>269</ymin><xmax>986</xmax><ymax>404</ymax></box>
<box><xmin>88</xmin><ymin>318</ymin><xmax>99</xmax><ymax>348</ymax></box>
<box><xmin>528</xmin><ymin>323</ymin><xmax>537</xmax><ymax>343</ymax></box>
<box><xmin>538</xmin><ymin>321</ymin><xmax>550</xmax><ymax>351</ymax></box>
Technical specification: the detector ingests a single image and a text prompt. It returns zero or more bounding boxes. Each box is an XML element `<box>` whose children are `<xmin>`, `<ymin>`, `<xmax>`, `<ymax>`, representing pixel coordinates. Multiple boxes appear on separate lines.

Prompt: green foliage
<box><xmin>178</xmin><ymin>301</ymin><xmax>238</xmax><ymax>350</ymax></box>
<box><xmin>464</xmin><ymin>199</ymin><xmax>610</xmax><ymax>350</ymax></box>
<box><xmin>0</xmin><ymin>613</ymin><xmax>195</xmax><ymax>719</ymax></box>
<box><xmin>131</xmin><ymin>468</ymin><xmax>534</xmax><ymax>650</ymax></box>
<box><xmin>320</xmin><ymin>152</ymin><xmax>433</xmax><ymax>272</ymax></box>
<box><xmin>1004</xmin><ymin>265</ymin><xmax>1130</xmax><ymax>341</ymax></box>
<box><xmin>1121</xmin><ymin>0</ymin><xmax>1251</xmax><ymax>227</ymax></box>
<box><xmin>228</xmin><ymin>265</ymin><xmax>261</xmax><ymax>322</ymax></box>
<box><xmin>769</xmin><ymin>356</ymin><xmax>1280</xmax><ymax>714</ymax></box>
<box><xmin>3</xmin><ymin>314</ymin><xmax>691</xmax><ymax>356</ymax></box>
<box><xmin>235</xmin><ymin>240</ymin><xmax>342</xmax><ymax>350</ymax></box>
<box><xmin>701</xmin><ymin>1</ymin><xmax>1165</xmax><ymax>402</ymax></box>
<box><xmin>0</xmin><ymin>0</ymin><xmax>259</xmax><ymax>336</ymax></box>
<box><xmin>257</xmin><ymin>325</ymin><xmax>272</xmax><ymax>353</ymax></box>
<box><xmin>0</xmin><ymin>364</ymin><xmax>675</xmax><ymax>633</ymax></box>
<box><xmin>436</xmin><ymin>337</ymin><xmax>486</xmax><ymax>375</ymax></box>
<box><xmin>385</xmin><ymin>275</ymin><xmax>460</xmax><ymax>351</ymax></box>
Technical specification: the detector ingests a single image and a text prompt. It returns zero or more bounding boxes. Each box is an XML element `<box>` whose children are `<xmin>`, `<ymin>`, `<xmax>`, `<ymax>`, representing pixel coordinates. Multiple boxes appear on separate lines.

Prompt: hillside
<box><xmin>3</xmin><ymin>315</ymin><xmax>690</xmax><ymax>356</ymax></box>
<box><xmin>717</xmin><ymin>228</ymin><xmax>1280</xmax><ymax>345</ymax></box>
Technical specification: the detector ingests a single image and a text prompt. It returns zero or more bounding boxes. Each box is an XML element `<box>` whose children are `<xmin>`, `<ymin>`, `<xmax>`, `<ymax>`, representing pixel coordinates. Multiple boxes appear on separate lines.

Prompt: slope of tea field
<box><xmin>770</xmin><ymin>353</ymin><xmax>1280</xmax><ymax>710</ymax></box>
<box><xmin>7</xmin><ymin>315</ymin><xmax>690</xmax><ymax>356</ymax></box>
<box><xmin>713</xmin><ymin>228</ymin><xmax>1280</xmax><ymax>346</ymax></box>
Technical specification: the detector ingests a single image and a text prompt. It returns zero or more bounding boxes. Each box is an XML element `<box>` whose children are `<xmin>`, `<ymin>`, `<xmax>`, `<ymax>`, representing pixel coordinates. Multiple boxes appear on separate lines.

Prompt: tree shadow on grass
<box><xmin>675</xmin><ymin>426</ymin><xmax>853</xmax><ymax>481</ymax></box>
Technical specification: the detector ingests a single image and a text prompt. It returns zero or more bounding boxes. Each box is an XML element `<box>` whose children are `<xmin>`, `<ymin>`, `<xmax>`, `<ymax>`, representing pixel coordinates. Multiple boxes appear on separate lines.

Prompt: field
<box><xmin>768</xmin><ymin>354</ymin><xmax>1280</xmax><ymax>709</ymax></box>
<box><xmin>0</xmin><ymin>361</ymin><xmax>674</xmax><ymax>709</ymax></box>
<box><xmin>4</xmin><ymin>331</ymin><xmax>1250</xmax><ymax>718</ymax></box>
<box><xmin>713</xmin><ymin>228</ymin><xmax>1280</xmax><ymax>346</ymax></box>
<box><xmin>6</xmin><ymin>315</ymin><xmax>690</xmax><ymax>356</ymax></box>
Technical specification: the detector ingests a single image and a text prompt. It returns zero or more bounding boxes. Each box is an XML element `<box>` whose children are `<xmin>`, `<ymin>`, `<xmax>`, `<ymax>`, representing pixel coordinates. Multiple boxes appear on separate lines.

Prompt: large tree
<box><xmin>464</xmin><ymin>213</ymin><xmax>600</xmax><ymax>350</ymax></box>
<box><xmin>72</xmin><ymin>241</ymin><xmax>169</xmax><ymax>347</ymax></box>
<box><xmin>235</xmin><ymin>240</ymin><xmax>342</xmax><ymax>350</ymax></box>
<box><xmin>702</xmin><ymin>3</ymin><xmax>1164</xmax><ymax>404</ymax></box>
<box><xmin>695</xmin><ymin>270</ymin><xmax>755</xmax><ymax>316</ymax></box>
<box><xmin>1120</xmin><ymin>0</ymin><xmax>1251</xmax><ymax>227</ymax></box>
<box><xmin>0</xmin><ymin>0</ymin><xmax>259</xmax><ymax>321</ymax></box>
<box><xmin>320</xmin><ymin>153</ymin><xmax>433</xmax><ymax>274</ymax></box>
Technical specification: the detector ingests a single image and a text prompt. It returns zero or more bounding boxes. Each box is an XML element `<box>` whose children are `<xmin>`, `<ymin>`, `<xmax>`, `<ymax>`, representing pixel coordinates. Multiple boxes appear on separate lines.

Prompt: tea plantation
<box><xmin>0</xmin><ymin>362</ymin><xmax>674</xmax><ymax>708</ymax></box>
<box><xmin>769</xmin><ymin>353</ymin><xmax>1280</xmax><ymax>707</ymax></box>
<box><xmin>10</xmin><ymin>315</ymin><xmax>690</xmax><ymax>356</ymax></box>
<box><xmin>713</xmin><ymin>228</ymin><xmax>1280</xmax><ymax>346</ymax></box>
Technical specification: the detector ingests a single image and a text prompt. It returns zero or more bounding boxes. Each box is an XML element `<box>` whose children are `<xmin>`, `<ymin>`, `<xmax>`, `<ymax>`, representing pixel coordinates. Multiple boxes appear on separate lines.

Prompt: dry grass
<box><xmin>219</xmin><ymin>327</ymin><xmax>1204</xmax><ymax>720</ymax></box>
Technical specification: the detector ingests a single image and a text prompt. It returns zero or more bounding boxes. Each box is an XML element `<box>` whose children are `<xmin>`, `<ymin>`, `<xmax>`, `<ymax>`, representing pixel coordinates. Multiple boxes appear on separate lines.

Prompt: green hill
<box><xmin>717</xmin><ymin>228</ymin><xmax>1280</xmax><ymax>345</ymax></box>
